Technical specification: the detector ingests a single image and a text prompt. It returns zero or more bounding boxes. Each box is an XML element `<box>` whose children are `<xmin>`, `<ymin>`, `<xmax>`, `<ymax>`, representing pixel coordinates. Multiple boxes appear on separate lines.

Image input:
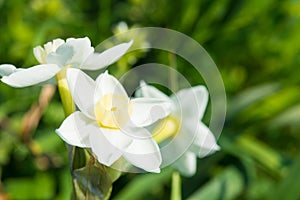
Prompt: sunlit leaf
<box><xmin>236</xmin><ymin>134</ymin><xmax>283</xmax><ymax>176</ymax></box>
<box><xmin>238</xmin><ymin>87</ymin><xmax>300</xmax><ymax>123</ymax></box>
<box><xmin>269</xmin><ymin>103</ymin><xmax>300</xmax><ymax>128</ymax></box>
<box><xmin>187</xmin><ymin>166</ymin><xmax>244</xmax><ymax>200</ymax></box>
<box><xmin>227</xmin><ymin>83</ymin><xmax>281</xmax><ymax>120</ymax></box>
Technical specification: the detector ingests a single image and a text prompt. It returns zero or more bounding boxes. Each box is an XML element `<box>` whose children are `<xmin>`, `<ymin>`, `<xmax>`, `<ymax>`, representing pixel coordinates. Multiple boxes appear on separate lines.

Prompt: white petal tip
<box><xmin>55</xmin><ymin>128</ymin><xmax>66</xmax><ymax>140</ymax></box>
<box><xmin>127</xmin><ymin>40</ymin><xmax>134</xmax><ymax>46</ymax></box>
<box><xmin>99</xmin><ymin>158</ymin><xmax>115</xmax><ymax>167</ymax></box>
<box><xmin>0</xmin><ymin>64</ymin><xmax>17</xmax><ymax>76</ymax></box>
<box><xmin>149</xmin><ymin>168</ymin><xmax>161</xmax><ymax>173</ymax></box>
<box><xmin>94</xmin><ymin>152</ymin><xmax>121</xmax><ymax>167</ymax></box>
<box><xmin>214</xmin><ymin>144</ymin><xmax>221</xmax><ymax>151</ymax></box>
<box><xmin>1</xmin><ymin>64</ymin><xmax>60</xmax><ymax>88</ymax></box>
<box><xmin>198</xmin><ymin>145</ymin><xmax>221</xmax><ymax>158</ymax></box>
<box><xmin>139</xmin><ymin>80</ymin><xmax>146</xmax><ymax>87</ymax></box>
<box><xmin>1</xmin><ymin>76</ymin><xmax>20</xmax><ymax>88</ymax></box>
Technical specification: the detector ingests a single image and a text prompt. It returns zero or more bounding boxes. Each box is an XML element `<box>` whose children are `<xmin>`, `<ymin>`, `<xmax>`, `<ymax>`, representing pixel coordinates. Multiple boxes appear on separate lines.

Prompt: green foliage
<box><xmin>187</xmin><ymin>166</ymin><xmax>244</xmax><ymax>200</ymax></box>
<box><xmin>5</xmin><ymin>173</ymin><xmax>55</xmax><ymax>199</ymax></box>
<box><xmin>113</xmin><ymin>168</ymin><xmax>173</xmax><ymax>200</ymax></box>
<box><xmin>269</xmin><ymin>155</ymin><xmax>300</xmax><ymax>200</ymax></box>
<box><xmin>1</xmin><ymin>0</ymin><xmax>300</xmax><ymax>199</ymax></box>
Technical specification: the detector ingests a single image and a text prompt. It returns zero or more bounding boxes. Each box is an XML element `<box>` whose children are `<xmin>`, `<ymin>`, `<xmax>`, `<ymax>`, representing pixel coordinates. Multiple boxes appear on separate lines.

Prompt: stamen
<box><xmin>94</xmin><ymin>94</ymin><xmax>132</xmax><ymax>129</ymax></box>
<box><xmin>111</xmin><ymin>107</ymin><xmax>117</xmax><ymax>111</ymax></box>
<box><xmin>153</xmin><ymin>116</ymin><xmax>180</xmax><ymax>143</ymax></box>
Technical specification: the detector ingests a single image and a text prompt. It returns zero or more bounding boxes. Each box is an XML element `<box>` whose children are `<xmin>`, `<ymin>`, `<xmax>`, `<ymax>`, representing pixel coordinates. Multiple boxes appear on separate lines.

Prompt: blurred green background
<box><xmin>1</xmin><ymin>0</ymin><xmax>300</xmax><ymax>199</ymax></box>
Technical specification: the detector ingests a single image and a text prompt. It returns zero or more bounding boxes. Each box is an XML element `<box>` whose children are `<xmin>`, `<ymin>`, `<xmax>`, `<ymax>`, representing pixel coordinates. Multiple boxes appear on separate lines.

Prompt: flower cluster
<box><xmin>0</xmin><ymin>37</ymin><xmax>219</xmax><ymax>175</ymax></box>
<box><xmin>0</xmin><ymin>37</ymin><xmax>132</xmax><ymax>87</ymax></box>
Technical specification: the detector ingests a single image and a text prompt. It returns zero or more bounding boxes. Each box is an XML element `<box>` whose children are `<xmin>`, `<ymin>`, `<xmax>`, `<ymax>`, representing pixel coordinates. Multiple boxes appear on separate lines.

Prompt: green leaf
<box><xmin>268</xmin><ymin>155</ymin><xmax>300</xmax><ymax>200</ymax></box>
<box><xmin>236</xmin><ymin>135</ymin><xmax>283</xmax><ymax>176</ymax></box>
<box><xmin>227</xmin><ymin>83</ymin><xmax>281</xmax><ymax>120</ymax></box>
<box><xmin>72</xmin><ymin>147</ymin><xmax>87</xmax><ymax>170</ymax></box>
<box><xmin>226</xmin><ymin>0</ymin><xmax>274</xmax><ymax>30</ymax></box>
<box><xmin>73</xmin><ymin>161</ymin><xmax>112</xmax><ymax>199</ymax></box>
<box><xmin>239</xmin><ymin>87</ymin><xmax>300</xmax><ymax>123</ymax></box>
<box><xmin>66</xmin><ymin>145</ymin><xmax>121</xmax><ymax>199</ymax></box>
<box><xmin>105</xmin><ymin>158</ymin><xmax>123</xmax><ymax>183</ymax></box>
<box><xmin>187</xmin><ymin>166</ymin><xmax>244</xmax><ymax>200</ymax></box>
<box><xmin>114</xmin><ymin>167</ymin><xmax>173</xmax><ymax>200</ymax></box>
<box><xmin>269</xmin><ymin>103</ymin><xmax>300</xmax><ymax>128</ymax></box>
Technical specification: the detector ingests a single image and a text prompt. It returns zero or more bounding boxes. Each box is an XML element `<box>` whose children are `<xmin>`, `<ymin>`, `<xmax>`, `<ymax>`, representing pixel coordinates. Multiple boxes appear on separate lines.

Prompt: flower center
<box><xmin>153</xmin><ymin>116</ymin><xmax>180</xmax><ymax>143</ymax></box>
<box><xmin>94</xmin><ymin>94</ymin><xmax>132</xmax><ymax>129</ymax></box>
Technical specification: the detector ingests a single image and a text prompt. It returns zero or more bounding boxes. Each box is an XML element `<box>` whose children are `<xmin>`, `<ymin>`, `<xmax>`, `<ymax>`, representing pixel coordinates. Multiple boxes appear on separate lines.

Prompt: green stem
<box><xmin>168</xmin><ymin>53</ymin><xmax>182</xmax><ymax>200</ymax></box>
<box><xmin>171</xmin><ymin>171</ymin><xmax>182</xmax><ymax>200</ymax></box>
<box><xmin>55</xmin><ymin>66</ymin><xmax>76</xmax><ymax>116</ymax></box>
<box><xmin>168</xmin><ymin>53</ymin><xmax>178</xmax><ymax>92</ymax></box>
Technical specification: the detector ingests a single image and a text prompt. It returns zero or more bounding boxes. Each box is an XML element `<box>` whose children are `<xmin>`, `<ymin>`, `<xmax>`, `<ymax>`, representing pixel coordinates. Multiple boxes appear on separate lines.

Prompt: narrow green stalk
<box><xmin>55</xmin><ymin>66</ymin><xmax>76</xmax><ymax>116</ymax></box>
<box><xmin>171</xmin><ymin>171</ymin><xmax>182</xmax><ymax>200</ymax></box>
<box><xmin>168</xmin><ymin>53</ymin><xmax>178</xmax><ymax>92</ymax></box>
<box><xmin>168</xmin><ymin>53</ymin><xmax>182</xmax><ymax>200</ymax></box>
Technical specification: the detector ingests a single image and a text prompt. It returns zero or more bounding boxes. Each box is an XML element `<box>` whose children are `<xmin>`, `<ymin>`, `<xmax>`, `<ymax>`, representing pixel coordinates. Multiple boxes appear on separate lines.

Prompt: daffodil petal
<box><xmin>89</xmin><ymin>128</ymin><xmax>132</xmax><ymax>166</ymax></box>
<box><xmin>56</xmin><ymin>111</ymin><xmax>94</xmax><ymax>148</ymax></box>
<box><xmin>130</xmin><ymin>98</ymin><xmax>171</xmax><ymax>127</ymax></box>
<box><xmin>47</xmin><ymin>37</ymin><xmax>94</xmax><ymax>68</ymax></box>
<box><xmin>172</xmin><ymin>86</ymin><xmax>208</xmax><ymax>120</ymax></box>
<box><xmin>94</xmin><ymin>71</ymin><xmax>128</xmax><ymax>101</ymax></box>
<box><xmin>101</xmin><ymin>128</ymin><xmax>133</xmax><ymax>150</ymax></box>
<box><xmin>189</xmin><ymin>122</ymin><xmax>220</xmax><ymax>157</ymax></box>
<box><xmin>159</xmin><ymin>122</ymin><xmax>195</xmax><ymax>167</ymax></box>
<box><xmin>82</xmin><ymin>40</ymin><xmax>133</xmax><ymax>70</ymax></box>
<box><xmin>1</xmin><ymin>64</ymin><xmax>61</xmax><ymax>87</ymax></box>
<box><xmin>172</xmin><ymin>151</ymin><xmax>197</xmax><ymax>177</ymax></box>
<box><xmin>122</xmin><ymin>127</ymin><xmax>162</xmax><ymax>173</ymax></box>
<box><xmin>66</xmin><ymin>68</ymin><xmax>96</xmax><ymax>119</ymax></box>
<box><xmin>39</xmin><ymin>77</ymin><xmax>57</xmax><ymax>85</ymax></box>
<box><xmin>33</xmin><ymin>46</ymin><xmax>46</xmax><ymax>64</ymax></box>
<box><xmin>50</xmin><ymin>38</ymin><xmax>65</xmax><ymax>50</ymax></box>
<box><xmin>137</xmin><ymin>81</ymin><xmax>171</xmax><ymax>101</ymax></box>
<box><xmin>0</xmin><ymin>64</ymin><xmax>17</xmax><ymax>76</ymax></box>
<box><xmin>43</xmin><ymin>38</ymin><xmax>65</xmax><ymax>54</ymax></box>
<box><xmin>34</xmin><ymin>39</ymin><xmax>65</xmax><ymax>64</ymax></box>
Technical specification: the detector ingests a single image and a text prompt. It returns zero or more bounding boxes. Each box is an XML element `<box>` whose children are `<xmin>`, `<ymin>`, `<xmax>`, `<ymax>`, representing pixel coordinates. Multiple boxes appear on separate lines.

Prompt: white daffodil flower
<box><xmin>0</xmin><ymin>37</ymin><xmax>132</xmax><ymax>87</ymax></box>
<box><xmin>137</xmin><ymin>81</ymin><xmax>220</xmax><ymax>176</ymax></box>
<box><xmin>56</xmin><ymin>69</ymin><xmax>171</xmax><ymax>173</ymax></box>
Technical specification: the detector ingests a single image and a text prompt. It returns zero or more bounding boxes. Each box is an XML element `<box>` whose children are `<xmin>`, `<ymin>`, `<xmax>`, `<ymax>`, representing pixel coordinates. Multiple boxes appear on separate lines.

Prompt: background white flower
<box><xmin>56</xmin><ymin>69</ymin><xmax>171</xmax><ymax>172</ymax></box>
<box><xmin>137</xmin><ymin>81</ymin><xmax>220</xmax><ymax>176</ymax></box>
<box><xmin>0</xmin><ymin>37</ymin><xmax>132</xmax><ymax>87</ymax></box>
